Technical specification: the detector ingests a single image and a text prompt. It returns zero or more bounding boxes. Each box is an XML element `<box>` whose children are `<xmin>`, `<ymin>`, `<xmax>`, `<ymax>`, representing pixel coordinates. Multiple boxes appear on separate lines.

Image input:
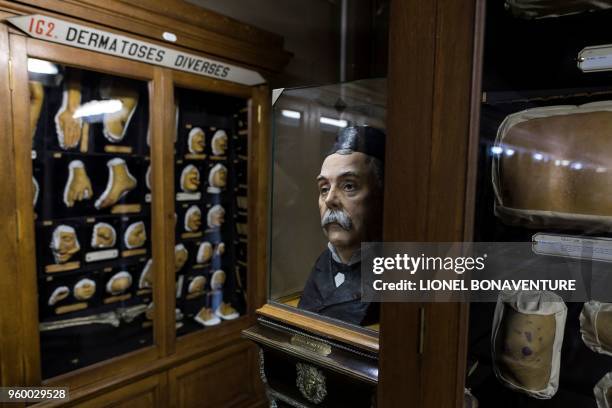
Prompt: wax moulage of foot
<box><xmin>95</xmin><ymin>158</ymin><xmax>137</xmax><ymax>209</ymax></box>
<box><xmin>100</xmin><ymin>80</ymin><xmax>139</xmax><ymax>143</ymax></box>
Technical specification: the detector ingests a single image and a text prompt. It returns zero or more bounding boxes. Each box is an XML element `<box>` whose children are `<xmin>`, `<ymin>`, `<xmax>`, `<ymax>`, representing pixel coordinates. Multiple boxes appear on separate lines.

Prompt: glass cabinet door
<box><xmin>28</xmin><ymin>59</ymin><xmax>154</xmax><ymax>379</ymax></box>
<box><xmin>269</xmin><ymin>78</ymin><xmax>386</xmax><ymax>330</ymax></box>
<box><xmin>173</xmin><ymin>86</ymin><xmax>248</xmax><ymax>337</ymax></box>
<box><xmin>465</xmin><ymin>2</ymin><xmax>612</xmax><ymax>407</ymax></box>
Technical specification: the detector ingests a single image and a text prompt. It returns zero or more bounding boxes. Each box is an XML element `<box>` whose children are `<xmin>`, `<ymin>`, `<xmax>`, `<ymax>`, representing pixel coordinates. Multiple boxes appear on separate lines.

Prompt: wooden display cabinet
<box><xmin>380</xmin><ymin>0</ymin><xmax>612</xmax><ymax>407</ymax></box>
<box><xmin>0</xmin><ymin>1</ymin><xmax>289</xmax><ymax>406</ymax></box>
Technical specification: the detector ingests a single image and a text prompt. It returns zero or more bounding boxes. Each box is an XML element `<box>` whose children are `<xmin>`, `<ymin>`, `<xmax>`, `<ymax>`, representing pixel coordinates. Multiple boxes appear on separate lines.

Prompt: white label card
<box><xmin>533</xmin><ymin>233</ymin><xmax>612</xmax><ymax>263</ymax></box>
<box><xmin>176</xmin><ymin>192</ymin><xmax>201</xmax><ymax>201</ymax></box>
<box><xmin>578</xmin><ymin>44</ymin><xmax>612</xmax><ymax>72</ymax></box>
<box><xmin>86</xmin><ymin>249</ymin><xmax>119</xmax><ymax>262</ymax></box>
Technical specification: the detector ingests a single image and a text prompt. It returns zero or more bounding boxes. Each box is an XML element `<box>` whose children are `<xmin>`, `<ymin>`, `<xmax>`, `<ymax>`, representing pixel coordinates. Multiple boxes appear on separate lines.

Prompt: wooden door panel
<box><xmin>169</xmin><ymin>342</ymin><xmax>261</xmax><ymax>408</ymax></box>
<box><xmin>68</xmin><ymin>374</ymin><xmax>164</xmax><ymax>408</ymax></box>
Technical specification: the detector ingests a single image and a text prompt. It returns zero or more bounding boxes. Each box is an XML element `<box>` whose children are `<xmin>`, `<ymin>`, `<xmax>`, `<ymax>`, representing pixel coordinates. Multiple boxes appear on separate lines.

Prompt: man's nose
<box><xmin>324</xmin><ymin>185</ymin><xmax>341</xmax><ymax>209</ymax></box>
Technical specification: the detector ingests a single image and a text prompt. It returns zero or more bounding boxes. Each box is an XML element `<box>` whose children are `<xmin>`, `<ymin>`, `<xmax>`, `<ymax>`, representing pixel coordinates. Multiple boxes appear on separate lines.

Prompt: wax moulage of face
<box><xmin>180</xmin><ymin>165</ymin><xmax>200</xmax><ymax>192</ymax></box>
<box><xmin>91</xmin><ymin>222</ymin><xmax>116</xmax><ymax>248</ymax></box>
<box><xmin>50</xmin><ymin>225</ymin><xmax>81</xmax><ymax>264</ymax></box>
<box><xmin>188</xmin><ymin>127</ymin><xmax>206</xmax><ymax>154</ymax></box>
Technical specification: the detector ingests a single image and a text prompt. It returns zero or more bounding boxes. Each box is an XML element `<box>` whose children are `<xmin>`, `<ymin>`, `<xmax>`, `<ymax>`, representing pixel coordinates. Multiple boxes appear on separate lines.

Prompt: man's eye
<box><xmin>320</xmin><ymin>186</ymin><xmax>329</xmax><ymax>195</ymax></box>
<box><xmin>343</xmin><ymin>183</ymin><xmax>356</xmax><ymax>192</ymax></box>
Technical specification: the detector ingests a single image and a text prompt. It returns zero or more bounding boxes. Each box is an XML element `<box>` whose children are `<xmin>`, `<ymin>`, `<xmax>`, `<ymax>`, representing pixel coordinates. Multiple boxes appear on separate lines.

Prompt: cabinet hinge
<box><xmin>418</xmin><ymin>307</ymin><xmax>425</xmax><ymax>355</ymax></box>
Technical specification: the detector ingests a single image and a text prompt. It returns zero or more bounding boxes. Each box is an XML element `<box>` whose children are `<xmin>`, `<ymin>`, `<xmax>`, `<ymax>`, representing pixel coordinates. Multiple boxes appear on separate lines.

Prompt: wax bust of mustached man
<box><xmin>298</xmin><ymin>126</ymin><xmax>384</xmax><ymax>326</ymax></box>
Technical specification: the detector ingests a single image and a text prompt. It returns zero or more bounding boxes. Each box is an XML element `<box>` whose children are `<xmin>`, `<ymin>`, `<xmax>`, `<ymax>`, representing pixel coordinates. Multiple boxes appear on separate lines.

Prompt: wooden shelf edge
<box><xmin>256</xmin><ymin>304</ymin><xmax>379</xmax><ymax>353</ymax></box>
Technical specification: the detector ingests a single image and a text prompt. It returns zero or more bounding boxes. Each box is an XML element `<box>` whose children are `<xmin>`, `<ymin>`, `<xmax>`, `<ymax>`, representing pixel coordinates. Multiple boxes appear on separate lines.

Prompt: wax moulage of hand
<box><xmin>64</xmin><ymin>160</ymin><xmax>93</xmax><ymax>208</ymax></box>
<box><xmin>55</xmin><ymin>71</ymin><xmax>89</xmax><ymax>150</ymax></box>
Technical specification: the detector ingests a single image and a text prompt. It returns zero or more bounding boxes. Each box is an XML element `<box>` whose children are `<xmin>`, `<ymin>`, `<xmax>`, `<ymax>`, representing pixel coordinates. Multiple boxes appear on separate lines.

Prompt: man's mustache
<box><xmin>321</xmin><ymin>209</ymin><xmax>352</xmax><ymax>230</ymax></box>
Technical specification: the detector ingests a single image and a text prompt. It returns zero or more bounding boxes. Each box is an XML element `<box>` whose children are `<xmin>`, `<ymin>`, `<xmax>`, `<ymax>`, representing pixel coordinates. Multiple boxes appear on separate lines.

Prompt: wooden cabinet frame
<box><xmin>378</xmin><ymin>0</ymin><xmax>490</xmax><ymax>407</ymax></box>
<box><xmin>0</xmin><ymin>3</ymin><xmax>279</xmax><ymax>403</ymax></box>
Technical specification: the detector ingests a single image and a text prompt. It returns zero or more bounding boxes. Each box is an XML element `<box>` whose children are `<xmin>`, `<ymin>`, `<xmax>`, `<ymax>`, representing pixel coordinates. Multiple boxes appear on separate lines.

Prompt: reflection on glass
<box><xmin>28</xmin><ymin>59</ymin><xmax>152</xmax><ymax>379</ymax></box>
<box><xmin>270</xmin><ymin>78</ymin><xmax>386</xmax><ymax>328</ymax></box>
<box><xmin>173</xmin><ymin>87</ymin><xmax>248</xmax><ymax>337</ymax></box>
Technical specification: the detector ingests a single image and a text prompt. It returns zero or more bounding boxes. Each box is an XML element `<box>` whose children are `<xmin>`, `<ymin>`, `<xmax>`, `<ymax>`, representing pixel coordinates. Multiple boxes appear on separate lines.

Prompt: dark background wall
<box><xmin>187</xmin><ymin>0</ymin><xmax>388</xmax><ymax>87</ymax></box>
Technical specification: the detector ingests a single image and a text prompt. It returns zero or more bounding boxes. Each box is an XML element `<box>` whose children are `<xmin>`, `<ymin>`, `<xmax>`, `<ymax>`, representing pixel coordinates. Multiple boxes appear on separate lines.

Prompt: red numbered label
<box><xmin>28</xmin><ymin>17</ymin><xmax>55</xmax><ymax>38</ymax></box>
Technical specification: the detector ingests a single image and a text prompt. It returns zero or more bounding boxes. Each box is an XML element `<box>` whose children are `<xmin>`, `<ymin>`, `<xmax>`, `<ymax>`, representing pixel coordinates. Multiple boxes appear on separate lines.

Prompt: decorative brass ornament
<box><xmin>295</xmin><ymin>363</ymin><xmax>327</xmax><ymax>404</ymax></box>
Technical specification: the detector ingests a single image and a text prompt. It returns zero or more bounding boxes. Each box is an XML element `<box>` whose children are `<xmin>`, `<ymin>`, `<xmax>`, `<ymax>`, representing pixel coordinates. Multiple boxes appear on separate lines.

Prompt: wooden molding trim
<box><xmin>115</xmin><ymin>0</ymin><xmax>284</xmax><ymax>47</ymax></box>
<box><xmin>256</xmin><ymin>304</ymin><xmax>379</xmax><ymax>353</ymax></box>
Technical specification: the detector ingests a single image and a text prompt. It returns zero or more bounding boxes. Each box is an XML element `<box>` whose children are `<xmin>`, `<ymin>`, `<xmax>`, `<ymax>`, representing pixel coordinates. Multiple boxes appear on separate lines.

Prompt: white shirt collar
<box><xmin>327</xmin><ymin>242</ymin><xmax>361</xmax><ymax>266</ymax></box>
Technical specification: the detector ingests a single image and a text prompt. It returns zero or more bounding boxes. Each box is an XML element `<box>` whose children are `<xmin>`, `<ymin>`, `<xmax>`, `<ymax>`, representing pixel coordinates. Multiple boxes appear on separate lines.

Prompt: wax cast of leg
<box><xmin>64</xmin><ymin>160</ymin><xmax>93</xmax><ymax>208</ymax></box>
<box><xmin>55</xmin><ymin>70</ymin><xmax>89</xmax><ymax>149</ymax></box>
<box><xmin>95</xmin><ymin>158</ymin><xmax>137</xmax><ymax>209</ymax></box>
<box><xmin>100</xmin><ymin>79</ymin><xmax>139</xmax><ymax>143</ymax></box>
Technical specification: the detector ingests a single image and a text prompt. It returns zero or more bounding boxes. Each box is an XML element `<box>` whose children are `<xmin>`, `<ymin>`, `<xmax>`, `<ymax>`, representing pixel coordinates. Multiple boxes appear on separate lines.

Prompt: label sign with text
<box><xmin>8</xmin><ymin>14</ymin><xmax>265</xmax><ymax>86</ymax></box>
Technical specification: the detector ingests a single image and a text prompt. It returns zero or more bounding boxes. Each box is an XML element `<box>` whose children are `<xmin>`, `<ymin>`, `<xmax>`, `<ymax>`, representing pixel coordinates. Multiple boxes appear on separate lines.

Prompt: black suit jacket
<box><xmin>297</xmin><ymin>248</ymin><xmax>378</xmax><ymax>326</ymax></box>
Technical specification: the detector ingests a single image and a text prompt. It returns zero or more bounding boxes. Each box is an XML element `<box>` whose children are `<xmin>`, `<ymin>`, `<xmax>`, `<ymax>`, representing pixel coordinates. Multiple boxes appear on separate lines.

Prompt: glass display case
<box><xmin>173</xmin><ymin>86</ymin><xmax>248</xmax><ymax>336</ymax></box>
<box><xmin>269</xmin><ymin>78</ymin><xmax>386</xmax><ymax>330</ymax></box>
<box><xmin>464</xmin><ymin>2</ymin><xmax>612</xmax><ymax>407</ymax></box>
<box><xmin>243</xmin><ymin>78</ymin><xmax>386</xmax><ymax>408</ymax></box>
<box><xmin>28</xmin><ymin>60</ymin><xmax>154</xmax><ymax>379</ymax></box>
